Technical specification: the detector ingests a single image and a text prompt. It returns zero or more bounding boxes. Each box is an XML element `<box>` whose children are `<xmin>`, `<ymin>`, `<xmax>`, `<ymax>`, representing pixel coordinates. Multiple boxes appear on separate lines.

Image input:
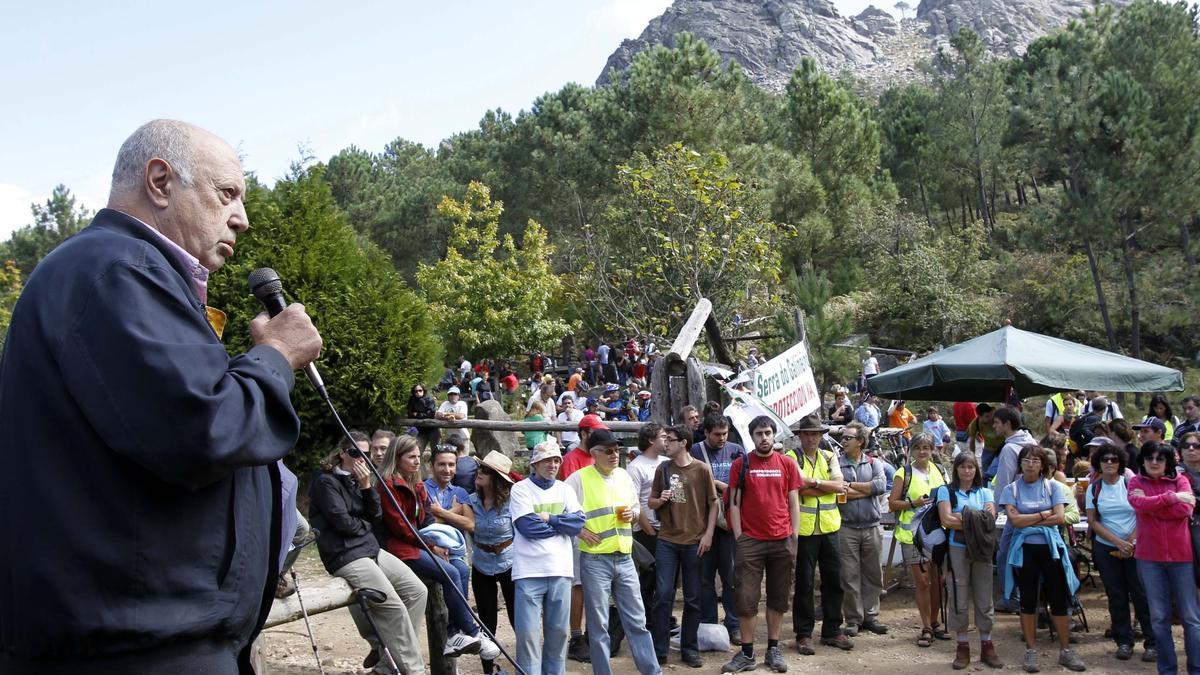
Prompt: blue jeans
<box><xmin>580</xmin><ymin>552</ymin><xmax>662</xmax><ymax>675</ymax></box>
<box><xmin>406</xmin><ymin>550</ymin><xmax>477</xmax><ymax>636</ymax></box>
<box><xmin>1137</xmin><ymin>560</ymin><xmax>1200</xmax><ymax>675</ymax></box>
<box><xmin>701</xmin><ymin>528</ymin><xmax>739</xmax><ymax>632</ymax></box>
<box><xmin>515</xmin><ymin>576</ymin><xmax>571</xmax><ymax>675</ymax></box>
<box><xmin>652</xmin><ymin>540</ymin><xmax>701</xmax><ymax>657</ymax></box>
<box><xmin>1093</xmin><ymin>542</ymin><xmax>1153</xmax><ymax>650</ymax></box>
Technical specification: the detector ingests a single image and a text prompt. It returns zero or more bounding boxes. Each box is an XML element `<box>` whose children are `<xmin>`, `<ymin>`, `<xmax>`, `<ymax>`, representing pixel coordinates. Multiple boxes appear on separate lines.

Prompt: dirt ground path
<box><xmin>261</xmin><ymin>549</ymin><xmax>1166</xmax><ymax>674</ymax></box>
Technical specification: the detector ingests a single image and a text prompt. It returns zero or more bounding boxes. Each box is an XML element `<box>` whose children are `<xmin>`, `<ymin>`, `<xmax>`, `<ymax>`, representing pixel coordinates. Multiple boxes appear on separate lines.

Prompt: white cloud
<box><xmin>0</xmin><ymin>184</ymin><xmax>33</xmax><ymax>241</ymax></box>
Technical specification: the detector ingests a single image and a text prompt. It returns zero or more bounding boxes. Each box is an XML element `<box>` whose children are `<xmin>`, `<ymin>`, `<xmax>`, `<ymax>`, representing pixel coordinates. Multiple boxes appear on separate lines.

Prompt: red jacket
<box><xmin>1129</xmin><ymin>472</ymin><xmax>1194</xmax><ymax>563</ymax></box>
<box><xmin>378</xmin><ymin>476</ymin><xmax>431</xmax><ymax>561</ymax></box>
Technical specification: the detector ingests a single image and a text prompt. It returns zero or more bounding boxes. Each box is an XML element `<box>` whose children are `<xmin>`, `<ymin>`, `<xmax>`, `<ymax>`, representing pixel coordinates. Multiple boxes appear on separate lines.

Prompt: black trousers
<box><xmin>471</xmin><ymin>566</ymin><xmax>515</xmax><ymax>634</ymax></box>
<box><xmin>794</xmin><ymin>531</ymin><xmax>845</xmax><ymax>639</ymax></box>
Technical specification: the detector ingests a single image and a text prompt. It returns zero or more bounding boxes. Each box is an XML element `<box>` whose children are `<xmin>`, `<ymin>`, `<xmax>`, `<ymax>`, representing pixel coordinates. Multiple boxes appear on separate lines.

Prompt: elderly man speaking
<box><xmin>0</xmin><ymin>120</ymin><xmax>322</xmax><ymax>674</ymax></box>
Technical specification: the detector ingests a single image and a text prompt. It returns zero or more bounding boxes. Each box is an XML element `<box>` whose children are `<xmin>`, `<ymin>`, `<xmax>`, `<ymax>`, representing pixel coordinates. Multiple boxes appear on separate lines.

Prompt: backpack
<box><xmin>1069</xmin><ymin>414</ymin><xmax>1102</xmax><ymax>449</ymax></box>
<box><xmin>908</xmin><ymin>485</ymin><xmax>957</xmax><ymax>562</ymax></box>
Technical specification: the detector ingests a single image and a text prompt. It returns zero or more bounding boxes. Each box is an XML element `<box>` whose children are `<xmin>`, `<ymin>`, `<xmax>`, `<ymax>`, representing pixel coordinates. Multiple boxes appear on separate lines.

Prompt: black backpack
<box><xmin>1070</xmin><ymin>414</ymin><xmax>1103</xmax><ymax>449</ymax></box>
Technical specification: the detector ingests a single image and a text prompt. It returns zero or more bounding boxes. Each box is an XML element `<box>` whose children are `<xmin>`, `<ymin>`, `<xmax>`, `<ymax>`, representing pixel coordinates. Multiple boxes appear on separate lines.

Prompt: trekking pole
<box><xmin>290</xmin><ymin>569</ymin><xmax>327</xmax><ymax>675</ymax></box>
<box><xmin>355</xmin><ymin>588</ymin><xmax>400</xmax><ymax>675</ymax></box>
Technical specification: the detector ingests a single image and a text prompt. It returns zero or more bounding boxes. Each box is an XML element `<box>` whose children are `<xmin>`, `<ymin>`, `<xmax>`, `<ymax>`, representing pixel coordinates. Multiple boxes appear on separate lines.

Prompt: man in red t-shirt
<box><xmin>723</xmin><ymin>416</ymin><xmax>804</xmax><ymax>673</ymax></box>
<box><xmin>951</xmin><ymin>401</ymin><xmax>977</xmax><ymax>448</ymax></box>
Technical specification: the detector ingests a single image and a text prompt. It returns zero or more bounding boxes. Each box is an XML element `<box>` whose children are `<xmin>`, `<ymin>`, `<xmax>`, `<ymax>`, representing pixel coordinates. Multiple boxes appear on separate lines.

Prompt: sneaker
<box><xmin>567</xmin><ymin>635</ymin><xmax>590</xmax><ymax>663</ymax></box>
<box><xmin>820</xmin><ymin>634</ymin><xmax>854</xmax><ymax>651</ymax></box>
<box><xmin>479</xmin><ymin>635</ymin><xmax>500</xmax><ymax>661</ymax></box>
<box><xmin>444</xmin><ymin>632</ymin><xmax>481</xmax><ymax>657</ymax></box>
<box><xmin>722</xmin><ymin>651</ymin><xmax>757</xmax><ymax>673</ymax></box>
<box><xmin>1023</xmin><ymin>648</ymin><xmax>1040</xmax><ymax>673</ymax></box>
<box><xmin>843</xmin><ymin>624</ymin><xmax>859</xmax><ymax>637</ymax></box>
<box><xmin>1115</xmin><ymin>644</ymin><xmax>1133</xmax><ymax>661</ymax></box>
<box><xmin>860</xmin><ymin>619</ymin><xmax>890</xmax><ymax>635</ymax></box>
<box><xmin>682</xmin><ymin>650</ymin><xmax>703</xmax><ymax>668</ymax></box>
<box><xmin>1142</xmin><ymin>648</ymin><xmax>1157</xmax><ymax>662</ymax></box>
<box><xmin>1058</xmin><ymin>648</ymin><xmax>1086</xmax><ymax>672</ymax></box>
<box><xmin>795</xmin><ymin>637</ymin><xmax>815</xmax><ymax>655</ymax></box>
<box><xmin>765</xmin><ymin>645</ymin><xmax>787</xmax><ymax>672</ymax></box>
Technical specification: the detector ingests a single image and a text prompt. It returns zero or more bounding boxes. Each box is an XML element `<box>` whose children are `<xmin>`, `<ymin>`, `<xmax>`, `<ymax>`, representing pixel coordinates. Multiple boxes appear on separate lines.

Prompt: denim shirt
<box><xmin>470</xmin><ymin>493</ymin><xmax>514</xmax><ymax>575</ymax></box>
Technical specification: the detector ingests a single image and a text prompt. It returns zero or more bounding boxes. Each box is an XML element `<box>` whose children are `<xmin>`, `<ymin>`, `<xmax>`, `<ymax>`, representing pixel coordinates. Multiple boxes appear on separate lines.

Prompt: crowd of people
<box><xmin>292</xmin><ymin>376</ymin><xmax>1200</xmax><ymax>675</ymax></box>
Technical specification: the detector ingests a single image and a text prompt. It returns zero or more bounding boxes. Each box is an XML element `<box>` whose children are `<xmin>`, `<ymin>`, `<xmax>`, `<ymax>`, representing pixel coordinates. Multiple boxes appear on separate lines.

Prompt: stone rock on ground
<box><xmin>471</xmin><ymin>399</ymin><xmax>521</xmax><ymax>458</ymax></box>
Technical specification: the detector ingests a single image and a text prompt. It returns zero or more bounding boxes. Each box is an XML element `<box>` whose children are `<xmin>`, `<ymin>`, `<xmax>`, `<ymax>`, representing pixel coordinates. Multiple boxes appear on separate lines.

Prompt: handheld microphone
<box><xmin>248</xmin><ymin>267</ymin><xmax>328</xmax><ymax>399</ymax></box>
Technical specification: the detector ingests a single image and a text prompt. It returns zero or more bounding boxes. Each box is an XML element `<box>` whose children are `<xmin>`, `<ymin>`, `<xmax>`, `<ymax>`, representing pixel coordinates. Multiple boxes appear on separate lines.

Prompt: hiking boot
<box><xmin>953</xmin><ymin>643</ymin><xmax>971</xmax><ymax>670</ymax></box>
<box><xmin>1058</xmin><ymin>648</ymin><xmax>1086</xmax><ymax>671</ymax></box>
<box><xmin>842</xmin><ymin>624</ymin><xmax>859</xmax><ymax>637</ymax></box>
<box><xmin>820</xmin><ymin>634</ymin><xmax>854</xmax><ymax>651</ymax></box>
<box><xmin>860</xmin><ymin>619</ymin><xmax>890</xmax><ymax>635</ymax></box>
<box><xmin>443</xmin><ymin>632</ymin><xmax>481</xmax><ymax>657</ymax></box>
<box><xmin>682</xmin><ymin>650</ymin><xmax>703</xmax><ymax>668</ymax></box>
<box><xmin>567</xmin><ymin>635</ymin><xmax>590</xmax><ymax>663</ymax></box>
<box><xmin>765</xmin><ymin>645</ymin><xmax>787</xmax><ymax>672</ymax></box>
<box><xmin>1143</xmin><ymin>648</ymin><xmax>1158</xmax><ymax>662</ymax></box>
<box><xmin>795</xmin><ymin>637</ymin><xmax>815</xmax><ymax>655</ymax></box>
<box><xmin>362</xmin><ymin>648</ymin><xmax>380</xmax><ymax>669</ymax></box>
<box><xmin>722</xmin><ymin>651</ymin><xmax>757</xmax><ymax>673</ymax></box>
<box><xmin>1023</xmin><ymin>648</ymin><xmax>1040</xmax><ymax>673</ymax></box>
<box><xmin>1115</xmin><ymin>644</ymin><xmax>1133</xmax><ymax>661</ymax></box>
<box><xmin>980</xmin><ymin>640</ymin><xmax>1003</xmax><ymax>668</ymax></box>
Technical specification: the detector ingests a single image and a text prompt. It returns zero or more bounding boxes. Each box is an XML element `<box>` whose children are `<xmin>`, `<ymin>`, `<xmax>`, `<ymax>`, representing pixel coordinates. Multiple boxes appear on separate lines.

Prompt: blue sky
<box><xmin>0</xmin><ymin>0</ymin><xmax>884</xmax><ymax>239</ymax></box>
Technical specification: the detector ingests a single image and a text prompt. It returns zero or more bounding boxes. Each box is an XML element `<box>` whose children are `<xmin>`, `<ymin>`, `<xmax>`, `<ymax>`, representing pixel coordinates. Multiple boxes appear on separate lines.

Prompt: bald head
<box><xmin>107</xmin><ymin>120</ymin><xmax>248</xmax><ymax>271</ymax></box>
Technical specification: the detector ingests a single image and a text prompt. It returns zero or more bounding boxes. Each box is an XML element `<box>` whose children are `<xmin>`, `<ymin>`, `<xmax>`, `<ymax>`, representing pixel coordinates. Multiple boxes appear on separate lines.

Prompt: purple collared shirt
<box><xmin>119</xmin><ymin>210</ymin><xmax>210</xmax><ymax>303</ymax></box>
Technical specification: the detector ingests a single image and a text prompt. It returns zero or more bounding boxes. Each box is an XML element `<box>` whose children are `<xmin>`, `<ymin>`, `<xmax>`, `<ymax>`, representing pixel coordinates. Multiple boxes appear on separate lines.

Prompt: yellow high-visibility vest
<box><xmin>578</xmin><ymin>466</ymin><xmax>633</xmax><ymax>554</ymax></box>
<box><xmin>797</xmin><ymin>450</ymin><xmax>841</xmax><ymax>536</ymax></box>
<box><xmin>894</xmin><ymin>463</ymin><xmax>946</xmax><ymax>545</ymax></box>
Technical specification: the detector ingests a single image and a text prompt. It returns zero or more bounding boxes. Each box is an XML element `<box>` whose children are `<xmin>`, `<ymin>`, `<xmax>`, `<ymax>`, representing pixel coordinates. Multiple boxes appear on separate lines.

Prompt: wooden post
<box><xmin>665</xmin><ymin>298</ymin><xmax>712</xmax><ymax>376</ymax></box>
<box><xmin>426</xmin><ymin>581</ymin><xmax>453</xmax><ymax>675</ymax></box>
<box><xmin>702</xmin><ymin>313</ymin><xmax>734</xmax><ymax>366</ymax></box>
<box><xmin>650</xmin><ymin>355</ymin><xmax>670</xmax><ymax>425</ymax></box>
<box><xmin>686</xmin><ymin>357</ymin><xmax>708</xmax><ymax>411</ymax></box>
<box><xmin>396</xmin><ymin>418</ymin><xmax>645</xmax><ymax>433</ymax></box>
<box><xmin>793</xmin><ymin>308</ymin><xmax>806</xmax><ymax>344</ymax></box>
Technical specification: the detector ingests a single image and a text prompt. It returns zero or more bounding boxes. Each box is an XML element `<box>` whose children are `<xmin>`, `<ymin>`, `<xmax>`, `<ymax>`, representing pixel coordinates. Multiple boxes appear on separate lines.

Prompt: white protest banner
<box><xmin>723</xmin><ymin>383</ymin><xmax>794</xmax><ymax>446</ymax></box>
<box><xmin>749</xmin><ymin>340</ymin><xmax>820</xmax><ymax>426</ymax></box>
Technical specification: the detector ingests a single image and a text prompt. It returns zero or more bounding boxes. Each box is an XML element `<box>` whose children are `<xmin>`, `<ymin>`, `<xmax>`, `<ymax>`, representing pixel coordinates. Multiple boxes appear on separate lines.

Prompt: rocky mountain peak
<box><xmin>598</xmin><ymin>0</ymin><xmax>1129</xmax><ymax>91</ymax></box>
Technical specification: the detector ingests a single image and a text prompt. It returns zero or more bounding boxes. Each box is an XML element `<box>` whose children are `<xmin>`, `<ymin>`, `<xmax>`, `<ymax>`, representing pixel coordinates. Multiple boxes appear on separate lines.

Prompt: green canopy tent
<box><xmin>866</xmin><ymin>325</ymin><xmax>1184</xmax><ymax>402</ymax></box>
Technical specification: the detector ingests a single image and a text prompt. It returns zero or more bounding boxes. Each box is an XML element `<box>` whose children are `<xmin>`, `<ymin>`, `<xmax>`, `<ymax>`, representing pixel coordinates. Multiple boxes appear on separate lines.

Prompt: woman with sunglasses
<box><xmin>1129</xmin><ymin>440</ymin><xmax>1200</xmax><ymax>675</ymax></box>
<box><xmin>464</xmin><ymin>451</ymin><xmax>519</xmax><ymax>675</ymax></box>
<box><xmin>1085</xmin><ymin>445</ymin><xmax>1154</xmax><ymax>663</ymax></box>
<box><xmin>407</xmin><ymin>383</ymin><xmax>439</xmax><ymax>449</ymax></box>
<box><xmin>999</xmin><ymin>444</ymin><xmax>1083</xmax><ymax>673</ymax></box>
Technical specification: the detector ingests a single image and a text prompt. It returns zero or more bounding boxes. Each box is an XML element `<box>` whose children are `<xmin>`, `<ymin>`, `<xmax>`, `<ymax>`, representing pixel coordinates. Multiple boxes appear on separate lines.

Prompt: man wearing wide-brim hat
<box><xmin>792</xmin><ymin>413</ymin><xmax>855</xmax><ymax>655</ymax></box>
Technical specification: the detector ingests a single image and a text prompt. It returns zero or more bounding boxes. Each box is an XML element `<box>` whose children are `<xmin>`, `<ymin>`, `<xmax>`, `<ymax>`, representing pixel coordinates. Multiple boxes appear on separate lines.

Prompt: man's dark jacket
<box><xmin>0</xmin><ymin>209</ymin><xmax>300</xmax><ymax>672</ymax></box>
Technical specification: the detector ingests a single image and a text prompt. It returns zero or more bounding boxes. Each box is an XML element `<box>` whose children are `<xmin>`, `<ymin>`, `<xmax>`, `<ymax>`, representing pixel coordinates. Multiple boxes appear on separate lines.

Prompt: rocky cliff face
<box><xmin>598</xmin><ymin>0</ymin><xmax>1127</xmax><ymax>91</ymax></box>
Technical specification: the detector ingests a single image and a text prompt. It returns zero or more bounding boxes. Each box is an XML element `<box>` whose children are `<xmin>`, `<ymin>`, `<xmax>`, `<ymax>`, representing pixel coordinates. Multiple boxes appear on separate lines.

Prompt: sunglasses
<box><xmin>599</xmin><ymin>447</ymin><xmax>622</xmax><ymax>455</ymax></box>
<box><xmin>1100</xmin><ymin>455</ymin><xmax>1121</xmax><ymax>464</ymax></box>
<box><xmin>1145</xmin><ymin>455</ymin><xmax>1168</xmax><ymax>463</ymax></box>
<box><xmin>1182</xmin><ymin>442</ymin><xmax>1200</xmax><ymax>450</ymax></box>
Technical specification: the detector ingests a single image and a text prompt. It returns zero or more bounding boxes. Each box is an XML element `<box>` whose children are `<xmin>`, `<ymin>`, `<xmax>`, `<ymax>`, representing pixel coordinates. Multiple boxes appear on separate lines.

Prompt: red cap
<box><xmin>579</xmin><ymin>414</ymin><xmax>609</xmax><ymax>431</ymax></box>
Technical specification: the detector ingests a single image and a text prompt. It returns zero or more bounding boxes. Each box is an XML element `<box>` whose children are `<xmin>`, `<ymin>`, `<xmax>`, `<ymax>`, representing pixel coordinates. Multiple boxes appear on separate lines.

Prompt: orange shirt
<box><xmin>889</xmin><ymin>407</ymin><xmax>918</xmax><ymax>438</ymax></box>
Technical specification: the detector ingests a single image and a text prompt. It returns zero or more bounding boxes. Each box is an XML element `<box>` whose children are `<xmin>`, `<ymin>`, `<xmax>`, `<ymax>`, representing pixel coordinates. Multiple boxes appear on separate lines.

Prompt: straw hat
<box><xmin>479</xmin><ymin>451</ymin><xmax>514</xmax><ymax>483</ymax></box>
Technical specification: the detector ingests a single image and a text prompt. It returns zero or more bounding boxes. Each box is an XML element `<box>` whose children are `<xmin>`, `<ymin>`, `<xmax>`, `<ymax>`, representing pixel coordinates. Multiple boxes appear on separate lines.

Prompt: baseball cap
<box><xmin>447</xmin><ymin>386</ymin><xmax>461</xmax><ymax>395</ymax></box>
<box><xmin>604</xmin><ymin>383</ymin><xmax>620</xmax><ymax>393</ymax></box>
<box><xmin>588</xmin><ymin>428</ymin><xmax>620</xmax><ymax>447</ymax></box>
<box><xmin>579</xmin><ymin>413</ymin><xmax>608</xmax><ymax>431</ymax></box>
<box><xmin>1084</xmin><ymin>436</ymin><xmax>1113</xmax><ymax>448</ymax></box>
<box><xmin>530</xmin><ymin>440</ymin><xmax>563</xmax><ymax>464</ymax></box>
<box><xmin>1132</xmin><ymin>418</ymin><xmax>1167</xmax><ymax>434</ymax></box>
